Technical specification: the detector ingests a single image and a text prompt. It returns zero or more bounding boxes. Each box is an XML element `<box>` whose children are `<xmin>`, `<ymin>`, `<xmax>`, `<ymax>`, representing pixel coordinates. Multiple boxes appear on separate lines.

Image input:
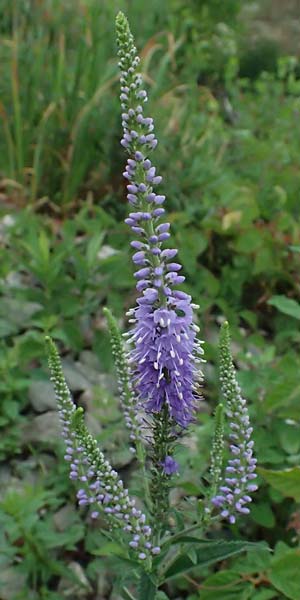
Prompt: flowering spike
<box><xmin>103</xmin><ymin>307</ymin><xmax>142</xmax><ymax>450</ymax></box>
<box><xmin>210</xmin><ymin>403</ymin><xmax>225</xmax><ymax>496</ymax></box>
<box><xmin>116</xmin><ymin>11</ymin><xmax>204</xmax><ymax>427</ymax></box>
<box><xmin>211</xmin><ymin>322</ymin><xmax>257</xmax><ymax>523</ymax></box>
<box><xmin>45</xmin><ymin>336</ymin><xmax>157</xmax><ymax>563</ymax></box>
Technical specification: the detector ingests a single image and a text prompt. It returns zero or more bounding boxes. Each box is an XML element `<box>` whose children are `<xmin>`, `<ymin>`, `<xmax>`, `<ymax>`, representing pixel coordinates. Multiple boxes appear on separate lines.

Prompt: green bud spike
<box><xmin>103</xmin><ymin>307</ymin><xmax>141</xmax><ymax>446</ymax></box>
<box><xmin>45</xmin><ymin>335</ymin><xmax>153</xmax><ymax>563</ymax></box>
<box><xmin>45</xmin><ymin>336</ymin><xmax>75</xmax><ymax>414</ymax></box>
<box><xmin>71</xmin><ymin>406</ymin><xmax>85</xmax><ymax>430</ymax></box>
<box><xmin>115</xmin><ymin>11</ymin><xmax>134</xmax><ymax>53</ymax></box>
<box><xmin>219</xmin><ymin>320</ymin><xmax>241</xmax><ymax>409</ymax></box>
<box><xmin>103</xmin><ymin>308</ymin><xmax>150</xmax><ymax>504</ymax></box>
<box><xmin>209</xmin><ymin>320</ymin><xmax>257</xmax><ymax>522</ymax></box>
<box><xmin>210</xmin><ymin>403</ymin><xmax>224</xmax><ymax>497</ymax></box>
<box><xmin>103</xmin><ymin>307</ymin><xmax>132</xmax><ymax>400</ymax></box>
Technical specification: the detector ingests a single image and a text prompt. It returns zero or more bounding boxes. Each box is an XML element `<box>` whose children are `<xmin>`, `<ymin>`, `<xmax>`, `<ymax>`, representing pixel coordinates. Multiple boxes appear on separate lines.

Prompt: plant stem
<box><xmin>11</xmin><ymin>34</ymin><xmax>24</xmax><ymax>182</ymax></box>
<box><xmin>150</xmin><ymin>405</ymin><xmax>173</xmax><ymax>543</ymax></box>
<box><xmin>136</xmin><ymin>438</ymin><xmax>153</xmax><ymax>513</ymax></box>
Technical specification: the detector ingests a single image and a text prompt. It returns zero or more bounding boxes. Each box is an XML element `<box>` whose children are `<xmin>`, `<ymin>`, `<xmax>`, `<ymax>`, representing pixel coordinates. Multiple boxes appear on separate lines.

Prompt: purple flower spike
<box><xmin>211</xmin><ymin>322</ymin><xmax>257</xmax><ymax>523</ymax></box>
<box><xmin>116</xmin><ymin>11</ymin><xmax>204</xmax><ymax>427</ymax></box>
<box><xmin>47</xmin><ymin>333</ymin><xmax>157</xmax><ymax>563</ymax></box>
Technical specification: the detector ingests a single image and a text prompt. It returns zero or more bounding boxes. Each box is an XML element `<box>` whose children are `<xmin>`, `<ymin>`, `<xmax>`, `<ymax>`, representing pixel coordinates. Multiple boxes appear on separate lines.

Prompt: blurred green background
<box><xmin>1</xmin><ymin>0</ymin><xmax>300</xmax><ymax>598</ymax></box>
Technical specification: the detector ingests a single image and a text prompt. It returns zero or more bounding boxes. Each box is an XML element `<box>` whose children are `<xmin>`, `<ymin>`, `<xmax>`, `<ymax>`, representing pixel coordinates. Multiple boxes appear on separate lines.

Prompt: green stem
<box><xmin>150</xmin><ymin>405</ymin><xmax>174</xmax><ymax>543</ymax></box>
<box><xmin>162</xmin><ymin>523</ymin><xmax>203</xmax><ymax>547</ymax></box>
<box><xmin>122</xmin><ymin>586</ymin><xmax>138</xmax><ymax>600</ymax></box>
<box><xmin>136</xmin><ymin>439</ymin><xmax>153</xmax><ymax>513</ymax></box>
<box><xmin>11</xmin><ymin>35</ymin><xmax>24</xmax><ymax>182</ymax></box>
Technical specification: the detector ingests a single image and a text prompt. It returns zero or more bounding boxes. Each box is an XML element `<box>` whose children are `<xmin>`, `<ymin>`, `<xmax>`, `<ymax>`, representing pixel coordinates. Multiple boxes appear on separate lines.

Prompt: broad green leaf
<box><xmin>176</xmin><ymin>229</ymin><xmax>207</xmax><ymax>276</ymax></box>
<box><xmin>251</xmin><ymin>590</ymin><xmax>278</xmax><ymax>600</ymax></box>
<box><xmin>269</xmin><ymin>550</ymin><xmax>300</xmax><ymax>600</ymax></box>
<box><xmin>138</xmin><ymin>572</ymin><xmax>158</xmax><ymax>600</ymax></box>
<box><xmin>254</xmin><ymin>246</ymin><xmax>276</xmax><ymax>275</ymax></box>
<box><xmin>200</xmin><ymin>570</ymin><xmax>251</xmax><ymax>600</ymax></box>
<box><xmin>233</xmin><ymin>545</ymin><xmax>272</xmax><ymax>575</ymax></box>
<box><xmin>277</xmin><ymin>422</ymin><xmax>300</xmax><ymax>455</ymax></box>
<box><xmin>234</xmin><ymin>229</ymin><xmax>262</xmax><ymax>253</ymax></box>
<box><xmin>258</xmin><ymin>466</ymin><xmax>300</xmax><ymax>501</ymax></box>
<box><xmin>162</xmin><ymin>541</ymin><xmax>264</xmax><ymax>581</ymax></box>
<box><xmin>250</xmin><ymin>502</ymin><xmax>275</xmax><ymax>529</ymax></box>
<box><xmin>92</xmin><ymin>541</ymin><xmax>126</xmax><ymax>557</ymax></box>
<box><xmin>268</xmin><ymin>295</ymin><xmax>300</xmax><ymax>320</ymax></box>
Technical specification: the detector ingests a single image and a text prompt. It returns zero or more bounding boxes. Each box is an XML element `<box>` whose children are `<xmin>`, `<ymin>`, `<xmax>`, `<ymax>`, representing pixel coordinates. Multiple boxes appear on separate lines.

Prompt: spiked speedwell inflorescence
<box><xmin>46</xmin><ymin>337</ymin><xmax>160</xmax><ymax>564</ymax></box>
<box><xmin>211</xmin><ymin>322</ymin><xmax>257</xmax><ymax>523</ymax></box>
<box><xmin>115</xmin><ymin>11</ymin><xmax>204</xmax><ymax>428</ymax></box>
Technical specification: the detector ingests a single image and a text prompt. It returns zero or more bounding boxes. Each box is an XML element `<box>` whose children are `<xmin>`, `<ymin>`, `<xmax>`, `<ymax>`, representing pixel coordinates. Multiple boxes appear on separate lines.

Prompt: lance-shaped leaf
<box><xmin>162</xmin><ymin>540</ymin><xmax>267</xmax><ymax>581</ymax></box>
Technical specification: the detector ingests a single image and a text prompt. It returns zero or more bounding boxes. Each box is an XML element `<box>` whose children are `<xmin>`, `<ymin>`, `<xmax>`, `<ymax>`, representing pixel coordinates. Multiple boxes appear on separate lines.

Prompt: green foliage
<box><xmin>162</xmin><ymin>541</ymin><xmax>267</xmax><ymax>581</ymax></box>
<box><xmin>138</xmin><ymin>572</ymin><xmax>158</xmax><ymax>600</ymax></box>
<box><xmin>269</xmin><ymin>548</ymin><xmax>300</xmax><ymax>600</ymax></box>
<box><xmin>268</xmin><ymin>295</ymin><xmax>300</xmax><ymax>320</ymax></box>
<box><xmin>0</xmin><ymin>485</ymin><xmax>85</xmax><ymax>592</ymax></box>
<box><xmin>258</xmin><ymin>467</ymin><xmax>300</xmax><ymax>502</ymax></box>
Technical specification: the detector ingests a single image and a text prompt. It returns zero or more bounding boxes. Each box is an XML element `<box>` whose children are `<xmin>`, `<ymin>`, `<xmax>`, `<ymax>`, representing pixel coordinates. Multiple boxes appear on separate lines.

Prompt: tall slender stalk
<box><xmin>11</xmin><ymin>35</ymin><xmax>24</xmax><ymax>182</ymax></box>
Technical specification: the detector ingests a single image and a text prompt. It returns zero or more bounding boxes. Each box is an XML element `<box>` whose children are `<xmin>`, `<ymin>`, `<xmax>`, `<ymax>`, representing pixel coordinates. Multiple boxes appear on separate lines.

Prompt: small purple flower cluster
<box><xmin>71</xmin><ymin>431</ymin><xmax>160</xmax><ymax>560</ymax></box>
<box><xmin>116</xmin><ymin>13</ymin><xmax>204</xmax><ymax>428</ymax></box>
<box><xmin>211</xmin><ymin>324</ymin><xmax>257</xmax><ymax>523</ymax></box>
<box><xmin>47</xmin><ymin>338</ymin><xmax>159</xmax><ymax>562</ymax></box>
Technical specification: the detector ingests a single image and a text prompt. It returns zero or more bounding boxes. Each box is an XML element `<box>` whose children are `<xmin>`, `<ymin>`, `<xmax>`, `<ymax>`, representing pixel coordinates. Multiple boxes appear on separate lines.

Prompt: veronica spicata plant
<box><xmin>46</xmin><ymin>12</ymin><xmax>258</xmax><ymax>598</ymax></box>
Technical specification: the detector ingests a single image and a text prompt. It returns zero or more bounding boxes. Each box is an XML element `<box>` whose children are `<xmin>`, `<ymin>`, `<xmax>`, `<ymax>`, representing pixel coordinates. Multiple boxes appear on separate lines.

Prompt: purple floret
<box><xmin>161</xmin><ymin>456</ymin><xmax>179</xmax><ymax>475</ymax></box>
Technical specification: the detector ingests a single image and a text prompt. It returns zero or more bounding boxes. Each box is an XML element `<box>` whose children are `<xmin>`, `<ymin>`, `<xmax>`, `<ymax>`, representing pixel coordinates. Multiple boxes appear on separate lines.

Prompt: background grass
<box><xmin>1</xmin><ymin>0</ymin><xmax>300</xmax><ymax>598</ymax></box>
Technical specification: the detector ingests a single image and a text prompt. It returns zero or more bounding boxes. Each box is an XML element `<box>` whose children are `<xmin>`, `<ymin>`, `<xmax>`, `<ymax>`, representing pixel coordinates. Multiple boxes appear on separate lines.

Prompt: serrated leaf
<box><xmin>200</xmin><ymin>570</ymin><xmax>249</xmax><ymax>600</ymax></box>
<box><xmin>269</xmin><ymin>550</ymin><xmax>300</xmax><ymax>599</ymax></box>
<box><xmin>162</xmin><ymin>541</ymin><xmax>265</xmax><ymax>581</ymax></box>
